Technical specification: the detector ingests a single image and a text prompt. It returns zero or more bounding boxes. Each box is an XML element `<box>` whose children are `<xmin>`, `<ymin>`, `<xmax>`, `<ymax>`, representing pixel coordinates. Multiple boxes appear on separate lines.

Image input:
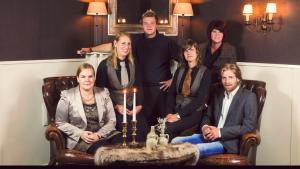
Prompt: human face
<box><xmin>221</xmin><ymin>69</ymin><xmax>240</xmax><ymax>93</ymax></box>
<box><xmin>114</xmin><ymin>35</ymin><xmax>131</xmax><ymax>60</ymax></box>
<box><xmin>184</xmin><ymin>46</ymin><xmax>197</xmax><ymax>66</ymax></box>
<box><xmin>211</xmin><ymin>29</ymin><xmax>224</xmax><ymax>44</ymax></box>
<box><xmin>142</xmin><ymin>17</ymin><xmax>157</xmax><ymax>38</ymax></box>
<box><xmin>77</xmin><ymin>68</ymin><xmax>95</xmax><ymax>91</ymax></box>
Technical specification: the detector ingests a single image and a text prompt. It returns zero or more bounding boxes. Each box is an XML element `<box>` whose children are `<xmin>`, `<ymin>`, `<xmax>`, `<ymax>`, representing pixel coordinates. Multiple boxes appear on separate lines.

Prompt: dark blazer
<box><xmin>200</xmin><ymin>86</ymin><xmax>257</xmax><ymax>154</ymax></box>
<box><xmin>199</xmin><ymin>42</ymin><xmax>237</xmax><ymax>83</ymax></box>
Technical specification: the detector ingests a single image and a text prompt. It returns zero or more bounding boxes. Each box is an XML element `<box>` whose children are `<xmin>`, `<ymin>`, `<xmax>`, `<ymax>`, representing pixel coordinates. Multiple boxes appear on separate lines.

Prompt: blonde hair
<box><xmin>108</xmin><ymin>32</ymin><xmax>134</xmax><ymax>69</ymax></box>
<box><xmin>76</xmin><ymin>63</ymin><xmax>95</xmax><ymax>77</ymax></box>
<box><xmin>220</xmin><ymin>63</ymin><xmax>242</xmax><ymax>83</ymax></box>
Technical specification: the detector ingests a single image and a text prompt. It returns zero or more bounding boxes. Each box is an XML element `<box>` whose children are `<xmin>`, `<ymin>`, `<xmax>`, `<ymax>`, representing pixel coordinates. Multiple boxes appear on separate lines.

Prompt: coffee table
<box><xmin>94</xmin><ymin>142</ymin><xmax>199</xmax><ymax>166</ymax></box>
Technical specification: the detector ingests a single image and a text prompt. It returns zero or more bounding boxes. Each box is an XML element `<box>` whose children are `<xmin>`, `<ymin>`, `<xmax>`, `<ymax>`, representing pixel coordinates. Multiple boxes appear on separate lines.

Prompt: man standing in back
<box><xmin>80</xmin><ymin>10</ymin><xmax>180</xmax><ymax>126</ymax></box>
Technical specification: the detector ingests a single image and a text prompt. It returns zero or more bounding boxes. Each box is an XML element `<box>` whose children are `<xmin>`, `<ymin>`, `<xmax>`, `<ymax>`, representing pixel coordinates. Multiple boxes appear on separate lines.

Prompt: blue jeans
<box><xmin>171</xmin><ymin>134</ymin><xmax>224</xmax><ymax>158</ymax></box>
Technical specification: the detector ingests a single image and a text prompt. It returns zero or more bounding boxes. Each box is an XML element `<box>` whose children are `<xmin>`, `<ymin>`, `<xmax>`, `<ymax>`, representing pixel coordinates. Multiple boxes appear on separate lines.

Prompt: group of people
<box><xmin>55</xmin><ymin>10</ymin><xmax>257</xmax><ymax>159</ymax></box>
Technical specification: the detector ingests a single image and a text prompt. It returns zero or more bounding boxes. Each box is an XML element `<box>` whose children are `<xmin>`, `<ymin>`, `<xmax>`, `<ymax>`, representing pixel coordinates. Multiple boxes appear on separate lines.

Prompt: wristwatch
<box><xmin>176</xmin><ymin>113</ymin><xmax>181</xmax><ymax>120</ymax></box>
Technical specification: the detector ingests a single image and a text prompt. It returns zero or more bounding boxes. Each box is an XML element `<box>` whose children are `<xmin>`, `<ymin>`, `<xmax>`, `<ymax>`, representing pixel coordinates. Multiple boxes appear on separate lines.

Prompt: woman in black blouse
<box><xmin>200</xmin><ymin>20</ymin><xmax>237</xmax><ymax>83</ymax></box>
<box><xmin>96</xmin><ymin>32</ymin><xmax>149</xmax><ymax>142</ymax></box>
<box><xmin>165</xmin><ymin>39</ymin><xmax>211</xmax><ymax>140</ymax></box>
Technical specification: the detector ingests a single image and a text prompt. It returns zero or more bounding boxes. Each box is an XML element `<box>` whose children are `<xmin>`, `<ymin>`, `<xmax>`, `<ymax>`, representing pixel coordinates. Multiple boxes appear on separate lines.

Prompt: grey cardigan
<box><xmin>55</xmin><ymin>86</ymin><xmax>117</xmax><ymax>149</ymax></box>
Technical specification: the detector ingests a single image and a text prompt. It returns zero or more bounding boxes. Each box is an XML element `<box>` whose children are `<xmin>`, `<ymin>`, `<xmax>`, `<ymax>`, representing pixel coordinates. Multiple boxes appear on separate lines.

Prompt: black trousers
<box><xmin>115</xmin><ymin>110</ymin><xmax>149</xmax><ymax>142</ymax></box>
<box><xmin>143</xmin><ymin>85</ymin><xmax>168</xmax><ymax>126</ymax></box>
<box><xmin>165</xmin><ymin>110</ymin><xmax>203</xmax><ymax>141</ymax></box>
<box><xmin>87</xmin><ymin>133</ymin><xmax>122</xmax><ymax>154</ymax></box>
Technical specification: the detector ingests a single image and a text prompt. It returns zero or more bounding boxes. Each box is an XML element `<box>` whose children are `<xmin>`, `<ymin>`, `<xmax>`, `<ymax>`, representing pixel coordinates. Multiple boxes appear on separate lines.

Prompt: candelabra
<box><xmin>130</xmin><ymin>121</ymin><xmax>138</xmax><ymax>147</ymax></box>
<box><xmin>122</xmin><ymin>122</ymin><xmax>127</xmax><ymax>147</ymax></box>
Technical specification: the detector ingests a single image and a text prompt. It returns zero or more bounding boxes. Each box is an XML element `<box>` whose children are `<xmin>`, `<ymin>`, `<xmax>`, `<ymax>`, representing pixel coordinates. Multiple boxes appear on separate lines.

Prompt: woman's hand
<box><xmin>166</xmin><ymin>113</ymin><xmax>179</xmax><ymax>123</ymax></box>
<box><xmin>114</xmin><ymin>104</ymin><xmax>129</xmax><ymax>115</ymax></box>
<box><xmin>80</xmin><ymin>131</ymin><xmax>99</xmax><ymax>143</ymax></box>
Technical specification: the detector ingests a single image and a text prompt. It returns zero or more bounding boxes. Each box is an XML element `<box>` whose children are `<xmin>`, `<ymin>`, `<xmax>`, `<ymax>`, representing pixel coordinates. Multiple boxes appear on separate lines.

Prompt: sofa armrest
<box><xmin>45</xmin><ymin>122</ymin><xmax>65</xmax><ymax>151</ymax></box>
<box><xmin>240</xmin><ymin>130</ymin><xmax>261</xmax><ymax>156</ymax></box>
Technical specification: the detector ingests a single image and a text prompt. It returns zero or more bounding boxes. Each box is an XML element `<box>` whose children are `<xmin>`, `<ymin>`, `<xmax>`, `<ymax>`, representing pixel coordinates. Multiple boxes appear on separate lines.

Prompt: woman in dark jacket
<box><xmin>96</xmin><ymin>32</ymin><xmax>149</xmax><ymax>142</ymax></box>
<box><xmin>165</xmin><ymin>39</ymin><xmax>211</xmax><ymax>140</ymax></box>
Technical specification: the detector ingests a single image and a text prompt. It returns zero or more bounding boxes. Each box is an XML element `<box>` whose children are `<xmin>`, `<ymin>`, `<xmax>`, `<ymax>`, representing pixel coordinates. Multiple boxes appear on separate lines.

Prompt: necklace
<box><xmin>81</xmin><ymin>93</ymin><xmax>95</xmax><ymax>103</ymax></box>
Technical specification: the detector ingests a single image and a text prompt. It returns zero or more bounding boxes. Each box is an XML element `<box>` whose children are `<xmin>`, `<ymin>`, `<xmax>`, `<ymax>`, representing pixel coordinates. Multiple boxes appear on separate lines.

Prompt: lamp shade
<box><xmin>87</xmin><ymin>2</ymin><xmax>107</xmax><ymax>15</ymax></box>
<box><xmin>173</xmin><ymin>3</ymin><xmax>194</xmax><ymax>16</ymax></box>
<box><xmin>266</xmin><ymin>3</ymin><xmax>277</xmax><ymax>13</ymax></box>
<box><xmin>243</xmin><ymin>4</ymin><xmax>253</xmax><ymax>14</ymax></box>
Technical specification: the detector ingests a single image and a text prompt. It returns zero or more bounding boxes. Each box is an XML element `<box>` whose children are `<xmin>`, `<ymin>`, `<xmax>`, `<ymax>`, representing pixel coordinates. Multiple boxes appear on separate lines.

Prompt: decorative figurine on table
<box><xmin>146</xmin><ymin>126</ymin><xmax>158</xmax><ymax>150</ymax></box>
<box><xmin>157</xmin><ymin>118</ymin><xmax>169</xmax><ymax>145</ymax></box>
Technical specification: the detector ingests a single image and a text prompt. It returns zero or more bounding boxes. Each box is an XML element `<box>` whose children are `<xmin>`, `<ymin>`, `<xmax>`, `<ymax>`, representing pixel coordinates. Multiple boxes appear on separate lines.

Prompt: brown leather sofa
<box><xmin>42</xmin><ymin>76</ymin><xmax>94</xmax><ymax>165</ymax></box>
<box><xmin>198</xmin><ymin>79</ymin><xmax>267</xmax><ymax>165</ymax></box>
<box><xmin>42</xmin><ymin>76</ymin><xmax>266</xmax><ymax>166</ymax></box>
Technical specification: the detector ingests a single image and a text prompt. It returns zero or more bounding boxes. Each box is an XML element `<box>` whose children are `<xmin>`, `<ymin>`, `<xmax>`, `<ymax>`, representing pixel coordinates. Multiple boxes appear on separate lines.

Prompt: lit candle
<box><xmin>123</xmin><ymin>89</ymin><xmax>127</xmax><ymax>123</ymax></box>
<box><xmin>133</xmin><ymin>88</ymin><xmax>137</xmax><ymax>121</ymax></box>
<box><xmin>122</xmin><ymin>18</ymin><xmax>126</xmax><ymax>23</ymax></box>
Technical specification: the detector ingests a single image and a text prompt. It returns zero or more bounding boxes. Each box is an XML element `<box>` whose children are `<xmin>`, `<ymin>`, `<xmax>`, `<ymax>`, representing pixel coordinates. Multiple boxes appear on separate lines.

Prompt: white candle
<box><xmin>133</xmin><ymin>88</ymin><xmax>137</xmax><ymax>121</ymax></box>
<box><xmin>123</xmin><ymin>89</ymin><xmax>127</xmax><ymax>123</ymax></box>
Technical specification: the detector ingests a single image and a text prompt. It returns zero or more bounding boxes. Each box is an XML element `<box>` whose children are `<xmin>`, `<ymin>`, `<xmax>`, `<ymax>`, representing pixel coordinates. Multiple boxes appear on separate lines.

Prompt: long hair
<box><xmin>108</xmin><ymin>32</ymin><xmax>134</xmax><ymax>69</ymax></box>
<box><xmin>76</xmin><ymin>63</ymin><xmax>95</xmax><ymax>77</ymax></box>
<box><xmin>179</xmin><ymin>39</ymin><xmax>201</xmax><ymax>68</ymax></box>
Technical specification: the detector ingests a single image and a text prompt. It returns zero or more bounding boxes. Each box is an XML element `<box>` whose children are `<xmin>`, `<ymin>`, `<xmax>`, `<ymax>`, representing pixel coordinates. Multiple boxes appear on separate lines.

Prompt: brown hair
<box><xmin>108</xmin><ymin>32</ymin><xmax>134</xmax><ymax>69</ymax></box>
<box><xmin>180</xmin><ymin>39</ymin><xmax>201</xmax><ymax>68</ymax></box>
<box><xmin>142</xmin><ymin>9</ymin><xmax>158</xmax><ymax>23</ymax></box>
<box><xmin>220</xmin><ymin>63</ymin><xmax>242</xmax><ymax>82</ymax></box>
<box><xmin>76</xmin><ymin>63</ymin><xmax>95</xmax><ymax>77</ymax></box>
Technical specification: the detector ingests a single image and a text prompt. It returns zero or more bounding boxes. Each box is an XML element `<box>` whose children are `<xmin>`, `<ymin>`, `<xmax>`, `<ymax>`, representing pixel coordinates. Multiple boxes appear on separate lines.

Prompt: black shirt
<box><xmin>133</xmin><ymin>32</ymin><xmax>180</xmax><ymax>84</ymax></box>
<box><xmin>166</xmin><ymin>66</ymin><xmax>211</xmax><ymax>118</ymax></box>
<box><xmin>203</xmin><ymin>42</ymin><xmax>223</xmax><ymax>69</ymax></box>
<box><xmin>95</xmin><ymin>58</ymin><xmax>143</xmax><ymax>106</ymax></box>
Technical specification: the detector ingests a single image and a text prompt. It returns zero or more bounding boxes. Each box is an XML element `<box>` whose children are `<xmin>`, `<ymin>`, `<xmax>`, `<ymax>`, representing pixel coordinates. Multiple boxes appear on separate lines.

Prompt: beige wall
<box><xmin>239</xmin><ymin>62</ymin><xmax>300</xmax><ymax>165</ymax></box>
<box><xmin>0</xmin><ymin>59</ymin><xmax>84</xmax><ymax>165</ymax></box>
<box><xmin>0</xmin><ymin>59</ymin><xmax>299</xmax><ymax>165</ymax></box>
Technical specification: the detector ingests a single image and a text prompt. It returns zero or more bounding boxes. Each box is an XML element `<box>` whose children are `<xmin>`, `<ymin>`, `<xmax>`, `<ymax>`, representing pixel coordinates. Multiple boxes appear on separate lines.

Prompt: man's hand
<box><xmin>128</xmin><ymin>105</ymin><xmax>142</xmax><ymax>116</ymax></box>
<box><xmin>79</xmin><ymin>47</ymin><xmax>92</xmax><ymax>55</ymax></box>
<box><xmin>203</xmin><ymin>126</ymin><xmax>219</xmax><ymax>141</ymax></box>
<box><xmin>160</xmin><ymin>78</ymin><xmax>173</xmax><ymax>91</ymax></box>
<box><xmin>114</xmin><ymin>104</ymin><xmax>129</xmax><ymax>115</ymax></box>
<box><xmin>202</xmin><ymin>125</ymin><xmax>211</xmax><ymax>140</ymax></box>
<box><xmin>166</xmin><ymin>113</ymin><xmax>179</xmax><ymax>123</ymax></box>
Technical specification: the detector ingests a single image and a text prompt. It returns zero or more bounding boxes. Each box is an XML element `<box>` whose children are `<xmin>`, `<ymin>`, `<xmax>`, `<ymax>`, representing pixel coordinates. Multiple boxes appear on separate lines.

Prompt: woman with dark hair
<box><xmin>164</xmin><ymin>39</ymin><xmax>211</xmax><ymax>140</ymax></box>
<box><xmin>96</xmin><ymin>32</ymin><xmax>149</xmax><ymax>142</ymax></box>
<box><xmin>200</xmin><ymin>20</ymin><xmax>237</xmax><ymax>83</ymax></box>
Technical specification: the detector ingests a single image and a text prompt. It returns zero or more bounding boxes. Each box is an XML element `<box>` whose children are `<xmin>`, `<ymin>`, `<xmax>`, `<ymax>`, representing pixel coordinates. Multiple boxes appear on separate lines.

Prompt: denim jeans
<box><xmin>171</xmin><ymin>134</ymin><xmax>224</xmax><ymax>158</ymax></box>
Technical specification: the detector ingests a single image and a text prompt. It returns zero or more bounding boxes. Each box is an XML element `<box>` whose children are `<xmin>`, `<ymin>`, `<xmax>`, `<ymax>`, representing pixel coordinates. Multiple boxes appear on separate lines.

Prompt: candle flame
<box><xmin>123</xmin><ymin>89</ymin><xmax>127</xmax><ymax>93</ymax></box>
<box><xmin>133</xmin><ymin>88</ymin><xmax>137</xmax><ymax>92</ymax></box>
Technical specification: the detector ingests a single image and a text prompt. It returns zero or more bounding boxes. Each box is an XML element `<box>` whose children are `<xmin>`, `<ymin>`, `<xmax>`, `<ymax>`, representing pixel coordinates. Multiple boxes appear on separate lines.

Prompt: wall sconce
<box><xmin>173</xmin><ymin>2</ymin><xmax>194</xmax><ymax>38</ymax></box>
<box><xmin>87</xmin><ymin>2</ymin><xmax>108</xmax><ymax>45</ymax></box>
<box><xmin>242</xmin><ymin>1</ymin><xmax>280</xmax><ymax>33</ymax></box>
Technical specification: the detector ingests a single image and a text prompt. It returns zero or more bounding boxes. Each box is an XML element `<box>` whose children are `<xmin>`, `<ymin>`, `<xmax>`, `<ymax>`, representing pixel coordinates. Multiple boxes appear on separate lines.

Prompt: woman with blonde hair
<box><xmin>96</xmin><ymin>32</ymin><xmax>149</xmax><ymax>142</ymax></box>
<box><xmin>55</xmin><ymin>63</ymin><xmax>120</xmax><ymax>154</ymax></box>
